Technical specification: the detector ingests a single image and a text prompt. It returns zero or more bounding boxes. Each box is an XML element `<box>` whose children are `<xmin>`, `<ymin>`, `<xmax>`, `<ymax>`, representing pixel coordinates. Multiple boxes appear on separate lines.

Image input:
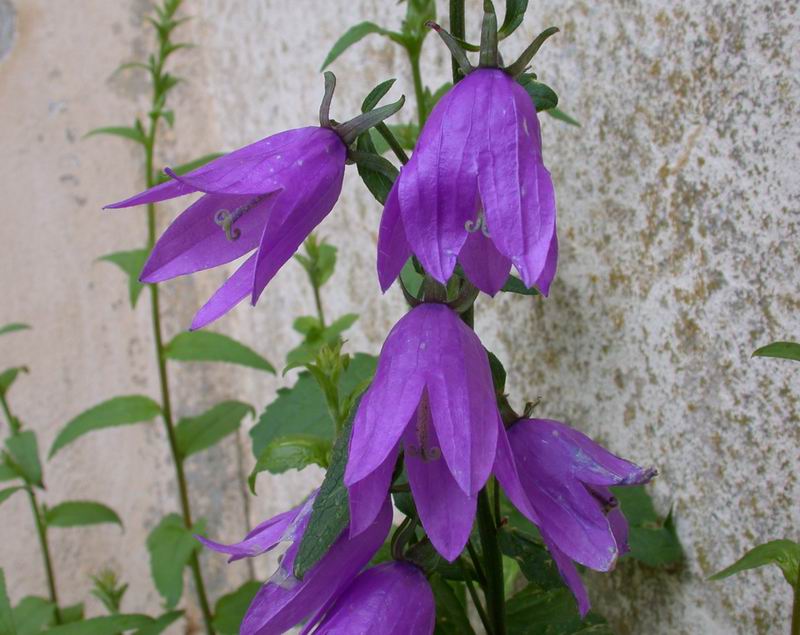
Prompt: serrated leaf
<box><xmin>174</xmin><ymin>401</ymin><xmax>253</xmax><ymax>459</ymax></box>
<box><xmin>156</xmin><ymin>153</ymin><xmax>225</xmax><ymax>184</ymax></box>
<box><xmin>321</xmin><ymin>22</ymin><xmax>392</xmax><ymax>70</ymax></box>
<box><xmin>499</xmin><ymin>0</ymin><xmax>529</xmax><ymax>39</ymax></box>
<box><xmin>0</xmin><ymin>487</ymin><xmax>24</xmax><ymax>507</ymax></box>
<box><xmin>501</xmin><ymin>275</ymin><xmax>540</xmax><ymax>296</ymax></box>
<box><xmin>85</xmin><ymin>126</ymin><xmax>146</xmax><ymax>146</ymax></box>
<box><xmin>0</xmin><ymin>569</ymin><xmax>15</xmax><ymax>635</ymax></box>
<box><xmin>518</xmin><ymin>75</ymin><xmax>559</xmax><ymax>112</ymax></box>
<box><xmin>752</xmin><ymin>341</ymin><xmax>800</xmax><ymax>362</ymax></box>
<box><xmin>292</xmin><ymin>397</ymin><xmax>361</xmax><ymax>579</ymax></box>
<box><xmin>0</xmin><ymin>324</ymin><xmax>30</xmax><ymax>337</ymax></box>
<box><xmin>546</xmin><ymin>107</ymin><xmax>581</xmax><ymax>127</ymax></box>
<box><xmin>98</xmin><ymin>249</ymin><xmax>149</xmax><ymax>308</ymax></box>
<box><xmin>42</xmin><ymin>614</ymin><xmax>154</xmax><ymax>635</ymax></box>
<box><xmin>163</xmin><ymin>331</ymin><xmax>274</xmax><ymax>373</ymax></box>
<box><xmin>147</xmin><ymin>514</ymin><xmax>204</xmax><ymax>609</ymax></box>
<box><xmin>44</xmin><ymin>501</ymin><xmax>122</xmax><ymax>529</ymax></box>
<box><xmin>49</xmin><ymin>396</ymin><xmax>161</xmax><ymax>458</ymax></box>
<box><xmin>710</xmin><ymin>539</ymin><xmax>800</xmax><ymax>585</ymax></box>
<box><xmin>211</xmin><ymin>582</ymin><xmax>261</xmax><ymax>635</ymax></box>
<box><xmin>251</xmin><ymin>353</ymin><xmax>377</xmax><ymax>458</ymax></box>
<box><xmin>506</xmin><ymin>585</ymin><xmax>612</xmax><ymax>635</ymax></box>
<box><xmin>249</xmin><ymin>434</ymin><xmax>331</xmax><ymax>490</ymax></box>
<box><xmin>0</xmin><ymin>367</ymin><xmax>28</xmax><ymax>397</ymax></box>
<box><xmin>5</xmin><ymin>432</ymin><xmax>42</xmax><ymax>488</ymax></box>
<box><xmin>11</xmin><ymin>596</ymin><xmax>54</xmax><ymax>635</ymax></box>
<box><xmin>131</xmin><ymin>611</ymin><xmax>183</xmax><ymax>635</ymax></box>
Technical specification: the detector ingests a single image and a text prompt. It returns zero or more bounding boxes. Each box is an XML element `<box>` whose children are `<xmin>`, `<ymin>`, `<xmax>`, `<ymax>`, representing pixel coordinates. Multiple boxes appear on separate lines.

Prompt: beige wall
<box><xmin>1</xmin><ymin>1</ymin><xmax>798</xmax><ymax>633</ymax></box>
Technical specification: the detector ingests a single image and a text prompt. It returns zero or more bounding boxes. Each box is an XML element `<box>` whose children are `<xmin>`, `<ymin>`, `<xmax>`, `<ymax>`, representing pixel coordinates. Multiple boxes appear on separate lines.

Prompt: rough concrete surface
<box><xmin>0</xmin><ymin>1</ymin><xmax>797</xmax><ymax>633</ymax></box>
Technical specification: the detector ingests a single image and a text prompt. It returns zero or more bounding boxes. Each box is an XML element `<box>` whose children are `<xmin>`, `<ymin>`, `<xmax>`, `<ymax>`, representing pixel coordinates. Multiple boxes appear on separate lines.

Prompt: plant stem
<box><xmin>449</xmin><ymin>0</ymin><xmax>466</xmax><ymax>83</ymax></box>
<box><xmin>477</xmin><ymin>488</ymin><xmax>506</xmax><ymax>635</ymax></box>
<box><xmin>408</xmin><ymin>49</ymin><xmax>427</xmax><ymax>128</ymax></box>
<box><xmin>311</xmin><ymin>278</ymin><xmax>326</xmax><ymax>329</ymax></box>
<box><xmin>375</xmin><ymin>122</ymin><xmax>409</xmax><ymax>164</ymax></box>
<box><xmin>0</xmin><ymin>394</ymin><xmax>17</xmax><ymax>434</ymax></box>
<box><xmin>459</xmin><ymin>559</ymin><xmax>493</xmax><ymax>635</ymax></box>
<box><xmin>28</xmin><ymin>489</ymin><xmax>62</xmax><ymax>624</ymax></box>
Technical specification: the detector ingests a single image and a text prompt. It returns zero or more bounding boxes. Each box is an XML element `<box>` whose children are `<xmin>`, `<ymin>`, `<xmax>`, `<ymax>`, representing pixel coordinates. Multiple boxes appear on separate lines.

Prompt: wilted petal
<box><xmin>403</xmin><ymin>418</ymin><xmax>476</xmax><ymax>561</ymax></box>
<box><xmin>542</xmin><ymin>535</ymin><xmax>591</xmax><ymax>618</ymax></box>
<box><xmin>348</xmin><ymin>443</ymin><xmax>399</xmax><ymax>537</ymax></box>
<box><xmin>310</xmin><ymin>562</ymin><xmax>435</xmax><ymax>635</ymax></box>
<box><xmin>376</xmin><ymin>181</ymin><xmax>412</xmax><ymax>292</ymax></box>
<box><xmin>241</xmin><ymin>498</ymin><xmax>392</xmax><ymax>635</ymax></box>
<box><xmin>190</xmin><ymin>254</ymin><xmax>256</xmax><ymax>330</ymax></box>
<box><xmin>457</xmin><ymin>224</ymin><xmax>512</xmax><ymax>296</ymax></box>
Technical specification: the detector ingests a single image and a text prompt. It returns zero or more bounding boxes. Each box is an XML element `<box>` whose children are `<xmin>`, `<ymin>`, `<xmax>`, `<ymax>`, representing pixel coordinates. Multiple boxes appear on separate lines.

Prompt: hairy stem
<box><xmin>477</xmin><ymin>488</ymin><xmax>506</xmax><ymax>635</ymax></box>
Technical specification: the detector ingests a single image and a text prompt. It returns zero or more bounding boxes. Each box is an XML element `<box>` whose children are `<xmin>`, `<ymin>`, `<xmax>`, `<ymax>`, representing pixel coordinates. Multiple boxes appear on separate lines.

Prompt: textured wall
<box><xmin>0</xmin><ymin>1</ymin><xmax>797</xmax><ymax>634</ymax></box>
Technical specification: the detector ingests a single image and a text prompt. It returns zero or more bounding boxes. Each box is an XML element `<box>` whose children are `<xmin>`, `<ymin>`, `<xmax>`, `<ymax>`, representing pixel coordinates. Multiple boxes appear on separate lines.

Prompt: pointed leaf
<box><xmin>85</xmin><ymin>126</ymin><xmax>146</xmax><ymax>146</ymax></box>
<box><xmin>0</xmin><ymin>367</ymin><xmax>28</xmax><ymax>397</ymax></box>
<box><xmin>49</xmin><ymin>396</ymin><xmax>161</xmax><ymax>458</ymax></box>
<box><xmin>147</xmin><ymin>514</ymin><xmax>205</xmax><ymax>609</ymax></box>
<box><xmin>0</xmin><ymin>570</ymin><xmax>15</xmax><ymax>635</ymax></box>
<box><xmin>284</xmin><ymin>314</ymin><xmax>360</xmax><ymax>372</ymax></box>
<box><xmin>506</xmin><ymin>585</ymin><xmax>612</xmax><ymax>635</ymax></box>
<box><xmin>0</xmin><ymin>486</ymin><xmax>24</xmax><ymax>507</ymax></box>
<box><xmin>211</xmin><ymin>582</ymin><xmax>261</xmax><ymax>635</ymax></box>
<box><xmin>174</xmin><ymin>401</ymin><xmax>253</xmax><ymax>459</ymax></box>
<box><xmin>249</xmin><ymin>434</ymin><xmax>331</xmax><ymax>490</ymax></box>
<box><xmin>44</xmin><ymin>501</ymin><xmax>122</xmax><ymax>529</ymax></box>
<box><xmin>163</xmin><ymin>331</ymin><xmax>274</xmax><ymax>373</ymax></box>
<box><xmin>0</xmin><ymin>324</ymin><xmax>30</xmax><ymax>338</ymax></box>
<box><xmin>0</xmin><ymin>462</ymin><xmax>18</xmax><ymax>483</ymax></box>
<box><xmin>499</xmin><ymin>0</ymin><xmax>529</xmax><ymax>39</ymax></box>
<box><xmin>710</xmin><ymin>539</ymin><xmax>800</xmax><ymax>585</ymax></box>
<box><xmin>42</xmin><ymin>614</ymin><xmax>154</xmax><ymax>635</ymax></box>
<box><xmin>546</xmin><ymin>107</ymin><xmax>581</xmax><ymax>127</ymax></box>
<box><xmin>613</xmin><ymin>485</ymin><xmax>683</xmax><ymax>567</ymax></box>
<box><xmin>11</xmin><ymin>597</ymin><xmax>54</xmax><ymax>635</ymax></box>
<box><xmin>155</xmin><ymin>153</ymin><xmax>225</xmax><ymax>184</ymax></box>
<box><xmin>5</xmin><ymin>432</ymin><xmax>42</xmax><ymax>488</ymax></box>
<box><xmin>131</xmin><ymin>611</ymin><xmax>183</xmax><ymax>635</ymax></box>
<box><xmin>517</xmin><ymin>75</ymin><xmax>559</xmax><ymax>112</ymax></box>
<box><xmin>320</xmin><ymin>22</ymin><xmax>392</xmax><ymax>70</ymax></box>
<box><xmin>98</xmin><ymin>250</ymin><xmax>149</xmax><ymax>308</ymax></box>
<box><xmin>752</xmin><ymin>341</ymin><xmax>800</xmax><ymax>362</ymax></box>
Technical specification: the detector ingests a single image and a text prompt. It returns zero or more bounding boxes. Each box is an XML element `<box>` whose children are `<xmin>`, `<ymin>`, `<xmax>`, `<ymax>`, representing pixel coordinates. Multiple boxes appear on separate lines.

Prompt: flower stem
<box><xmin>311</xmin><ymin>277</ymin><xmax>327</xmax><ymax>329</ymax></box>
<box><xmin>477</xmin><ymin>488</ymin><xmax>506</xmax><ymax>635</ymax></box>
<box><xmin>408</xmin><ymin>49</ymin><xmax>427</xmax><ymax>128</ymax></box>
<box><xmin>449</xmin><ymin>0</ymin><xmax>466</xmax><ymax>83</ymax></box>
<box><xmin>459</xmin><ymin>559</ymin><xmax>493</xmax><ymax>634</ymax></box>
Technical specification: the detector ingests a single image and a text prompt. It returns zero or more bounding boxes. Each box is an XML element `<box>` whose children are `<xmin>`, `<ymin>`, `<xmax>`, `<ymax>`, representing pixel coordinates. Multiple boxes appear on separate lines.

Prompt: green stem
<box><xmin>459</xmin><ymin>559</ymin><xmax>493</xmax><ymax>635</ymax></box>
<box><xmin>791</xmin><ymin>569</ymin><xmax>799</xmax><ymax>635</ymax></box>
<box><xmin>449</xmin><ymin>0</ymin><xmax>466</xmax><ymax>83</ymax></box>
<box><xmin>27</xmin><ymin>489</ymin><xmax>62</xmax><ymax>624</ymax></box>
<box><xmin>408</xmin><ymin>49</ymin><xmax>427</xmax><ymax>128</ymax></box>
<box><xmin>375</xmin><ymin>122</ymin><xmax>409</xmax><ymax>164</ymax></box>
<box><xmin>0</xmin><ymin>394</ymin><xmax>18</xmax><ymax>434</ymax></box>
<box><xmin>466</xmin><ymin>539</ymin><xmax>487</xmax><ymax>588</ymax></box>
<box><xmin>477</xmin><ymin>488</ymin><xmax>506</xmax><ymax>635</ymax></box>
<box><xmin>311</xmin><ymin>278</ymin><xmax>326</xmax><ymax>329</ymax></box>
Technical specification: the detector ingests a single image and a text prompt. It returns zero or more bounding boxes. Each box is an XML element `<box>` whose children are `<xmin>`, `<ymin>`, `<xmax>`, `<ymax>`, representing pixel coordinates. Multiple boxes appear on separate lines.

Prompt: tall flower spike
<box><xmin>105</xmin><ymin>73</ymin><xmax>404</xmax><ymax>329</ymax></box>
<box><xmin>377</xmin><ymin>8</ymin><xmax>559</xmax><ymax>297</ymax></box>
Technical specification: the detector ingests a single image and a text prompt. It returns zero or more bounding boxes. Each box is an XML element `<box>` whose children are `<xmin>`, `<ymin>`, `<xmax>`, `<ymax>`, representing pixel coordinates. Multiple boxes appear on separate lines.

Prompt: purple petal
<box><xmin>348</xmin><ymin>443</ymin><xmax>399</xmax><ymax>537</ymax></box>
<box><xmin>608</xmin><ymin>506</ymin><xmax>630</xmax><ymax>557</ymax></box>
<box><xmin>241</xmin><ymin>498</ymin><xmax>392</xmax><ymax>635</ymax></box>
<box><xmin>310</xmin><ymin>562</ymin><xmax>435</xmax><ymax>635</ymax></box>
<box><xmin>376</xmin><ymin>181</ymin><xmax>412</xmax><ymax>292</ymax></box>
<box><xmin>457</xmin><ymin>222</ymin><xmax>512</xmax><ymax>296</ymax></box>
<box><xmin>534</xmin><ymin>227</ymin><xmax>558</xmax><ymax>296</ymax></box>
<box><xmin>403</xmin><ymin>416</ymin><xmax>476</xmax><ymax>561</ymax></box>
<box><xmin>140</xmin><ymin>192</ymin><xmax>278</xmax><ymax>283</ymax></box>
<box><xmin>541</xmin><ymin>534</ymin><xmax>591</xmax><ymax>618</ymax></box>
<box><xmin>105</xmin><ymin>177</ymin><xmax>197</xmax><ymax>209</ymax></box>
<box><xmin>493</xmin><ymin>418</ymin><xmax>540</xmax><ymax>524</ymax></box>
<box><xmin>190</xmin><ymin>253</ymin><xmax>256</xmax><ymax>330</ymax></box>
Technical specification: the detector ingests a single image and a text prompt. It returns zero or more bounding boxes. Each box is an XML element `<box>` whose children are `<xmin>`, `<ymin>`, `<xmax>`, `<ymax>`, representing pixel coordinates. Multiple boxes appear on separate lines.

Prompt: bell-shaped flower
<box><xmin>106</xmin><ymin>73</ymin><xmax>403</xmax><ymax>329</ymax></box>
<box><xmin>344</xmin><ymin>302</ymin><xmax>499</xmax><ymax>561</ymax></box>
<box><xmin>307</xmin><ymin>561</ymin><xmax>435</xmax><ymax>635</ymax></box>
<box><xmin>200</xmin><ymin>493</ymin><xmax>393</xmax><ymax>635</ymax></box>
<box><xmin>494</xmin><ymin>418</ymin><xmax>656</xmax><ymax>615</ymax></box>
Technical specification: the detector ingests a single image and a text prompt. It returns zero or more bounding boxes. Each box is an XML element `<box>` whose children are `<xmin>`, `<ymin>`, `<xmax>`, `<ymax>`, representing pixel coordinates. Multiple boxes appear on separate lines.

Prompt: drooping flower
<box><xmin>200</xmin><ymin>493</ymin><xmax>393</xmax><ymax>635</ymax></box>
<box><xmin>377</xmin><ymin>66</ymin><xmax>557</xmax><ymax>297</ymax></box>
<box><xmin>308</xmin><ymin>561</ymin><xmax>435</xmax><ymax>635</ymax></box>
<box><xmin>106</xmin><ymin>73</ymin><xmax>403</xmax><ymax>329</ymax></box>
<box><xmin>344</xmin><ymin>302</ymin><xmax>499</xmax><ymax>561</ymax></box>
<box><xmin>494</xmin><ymin>418</ymin><xmax>656</xmax><ymax>615</ymax></box>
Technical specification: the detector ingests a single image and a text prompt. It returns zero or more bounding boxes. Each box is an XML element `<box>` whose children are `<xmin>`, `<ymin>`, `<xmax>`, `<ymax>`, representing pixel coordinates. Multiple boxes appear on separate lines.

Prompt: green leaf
<box><xmin>44</xmin><ymin>501</ymin><xmax>122</xmax><ymax>529</ymax></box>
<box><xmin>546</xmin><ymin>107</ymin><xmax>581</xmax><ymax>127</ymax></box>
<box><xmin>156</xmin><ymin>153</ymin><xmax>225</xmax><ymax>184</ymax></box>
<box><xmin>163</xmin><ymin>331</ymin><xmax>275</xmax><ymax>374</ymax></box>
<box><xmin>174</xmin><ymin>401</ymin><xmax>253</xmax><ymax>459</ymax></box>
<box><xmin>355</xmin><ymin>133</ymin><xmax>395</xmax><ymax>204</ymax></box>
<box><xmin>400</xmin><ymin>259</ymin><xmax>424</xmax><ymax>297</ymax></box>
<box><xmin>0</xmin><ymin>569</ymin><xmax>15</xmax><ymax>635</ymax></box>
<box><xmin>0</xmin><ymin>323</ymin><xmax>30</xmax><ymax>338</ymax></box>
<box><xmin>5</xmin><ymin>432</ymin><xmax>42</xmax><ymax>488</ymax></box>
<box><xmin>499</xmin><ymin>0</ymin><xmax>529</xmax><ymax>39</ymax></box>
<box><xmin>285</xmin><ymin>314</ymin><xmax>360</xmax><ymax>372</ymax></box>
<box><xmin>752</xmin><ymin>341</ymin><xmax>800</xmax><ymax>362</ymax></box>
<box><xmin>0</xmin><ymin>487</ymin><xmax>24</xmax><ymax>507</ymax></box>
<box><xmin>249</xmin><ymin>434</ymin><xmax>331</xmax><ymax>489</ymax></box>
<box><xmin>58</xmin><ymin>605</ymin><xmax>83</xmax><ymax>625</ymax></box>
<box><xmin>147</xmin><ymin>514</ymin><xmax>204</xmax><ymax>609</ymax></box>
<box><xmin>501</xmin><ymin>275</ymin><xmax>540</xmax><ymax>296</ymax></box>
<box><xmin>429</xmin><ymin>575</ymin><xmax>475</xmax><ymax>635</ymax></box>
<box><xmin>506</xmin><ymin>585</ymin><xmax>612</xmax><ymax>635</ymax></box>
<box><xmin>369</xmin><ymin>123</ymin><xmax>419</xmax><ymax>155</ymax></box>
<box><xmin>0</xmin><ymin>367</ymin><xmax>28</xmax><ymax>397</ymax></box>
<box><xmin>321</xmin><ymin>22</ymin><xmax>391</xmax><ymax>70</ymax></box>
<box><xmin>42</xmin><ymin>614</ymin><xmax>154</xmax><ymax>635</ymax></box>
<box><xmin>361</xmin><ymin>78</ymin><xmax>396</xmax><ymax>112</ymax></box>
<box><xmin>292</xmin><ymin>396</ymin><xmax>361</xmax><ymax>579</ymax></box>
<box><xmin>710</xmin><ymin>539</ymin><xmax>800</xmax><ymax>586</ymax></box>
<box><xmin>0</xmin><ymin>462</ymin><xmax>17</xmax><ymax>483</ymax></box>
<box><xmin>85</xmin><ymin>126</ymin><xmax>146</xmax><ymax>146</ymax></box>
<box><xmin>251</xmin><ymin>353</ymin><xmax>377</xmax><ymax>458</ymax></box>
<box><xmin>211</xmin><ymin>582</ymin><xmax>261</xmax><ymax>635</ymax></box>
<box><xmin>98</xmin><ymin>250</ymin><xmax>148</xmax><ymax>308</ymax></box>
<box><xmin>498</xmin><ymin>528</ymin><xmax>564</xmax><ymax>589</ymax></box>
<box><xmin>130</xmin><ymin>611</ymin><xmax>183</xmax><ymax>635</ymax></box>
<box><xmin>613</xmin><ymin>485</ymin><xmax>683</xmax><ymax>567</ymax></box>
<box><xmin>517</xmin><ymin>75</ymin><xmax>559</xmax><ymax>112</ymax></box>
<box><xmin>49</xmin><ymin>396</ymin><xmax>161</xmax><ymax>458</ymax></box>
<box><xmin>11</xmin><ymin>597</ymin><xmax>54</xmax><ymax>635</ymax></box>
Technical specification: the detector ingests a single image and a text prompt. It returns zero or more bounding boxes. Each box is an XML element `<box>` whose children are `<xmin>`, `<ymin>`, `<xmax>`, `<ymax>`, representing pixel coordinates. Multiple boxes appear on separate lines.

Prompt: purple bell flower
<box><xmin>200</xmin><ymin>493</ymin><xmax>393</xmax><ymax>635</ymax></box>
<box><xmin>494</xmin><ymin>418</ymin><xmax>656</xmax><ymax>616</ymax></box>
<box><xmin>344</xmin><ymin>302</ymin><xmax>500</xmax><ymax>561</ymax></box>
<box><xmin>307</xmin><ymin>561</ymin><xmax>435</xmax><ymax>635</ymax></box>
<box><xmin>377</xmin><ymin>67</ymin><xmax>557</xmax><ymax>297</ymax></box>
<box><xmin>106</xmin><ymin>126</ymin><xmax>347</xmax><ymax>329</ymax></box>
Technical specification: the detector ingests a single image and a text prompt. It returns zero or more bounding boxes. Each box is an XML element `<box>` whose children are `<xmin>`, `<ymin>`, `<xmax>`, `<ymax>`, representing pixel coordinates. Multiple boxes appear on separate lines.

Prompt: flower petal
<box><xmin>310</xmin><ymin>562</ymin><xmax>435</xmax><ymax>635</ymax></box>
<box><xmin>140</xmin><ymin>192</ymin><xmax>278</xmax><ymax>283</ymax></box>
<box><xmin>534</xmin><ymin>227</ymin><xmax>558</xmax><ymax>296</ymax></box>
<box><xmin>541</xmin><ymin>535</ymin><xmax>591</xmax><ymax>618</ymax></box>
<box><xmin>403</xmin><ymin>420</ymin><xmax>476</xmax><ymax>562</ymax></box>
<box><xmin>376</xmin><ymin>181</ymin><xmax>412</xmax><ymax>292</ymax></box>
<box><xmin>493</xmin><ymin>418</ymin><xmax>540</xmax><ymax>524</ymax></box>
<box><xmin>105</xmin><ymin>177</ymin><xmax>197</xmax><ymax>209</ymax></box>
<box><xmin>348</xmin><ymin>443</ymin><xmax>399</xmax><ymax>538</ymax></box>
<box><xmin>190</xmin><ymin>253</ymin><xmax>256</xmax><ymax>330</ymax></box>
<box><xmin>457</xmin><ymin>224</ymin><xmax>512</xmax><ymax>296</ymax></box>
<box><xmin>241</xmin><ymin>498</ymin><xmax>392</xmax><ymax>635</ymax></box>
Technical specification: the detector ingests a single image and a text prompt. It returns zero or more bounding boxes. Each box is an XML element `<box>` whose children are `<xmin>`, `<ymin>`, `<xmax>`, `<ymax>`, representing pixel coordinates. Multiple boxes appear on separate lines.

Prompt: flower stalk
<box><xmin>477</xmin><ymin>487</ymin><xmax>506</xmax><ymax>635</ymax></box>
